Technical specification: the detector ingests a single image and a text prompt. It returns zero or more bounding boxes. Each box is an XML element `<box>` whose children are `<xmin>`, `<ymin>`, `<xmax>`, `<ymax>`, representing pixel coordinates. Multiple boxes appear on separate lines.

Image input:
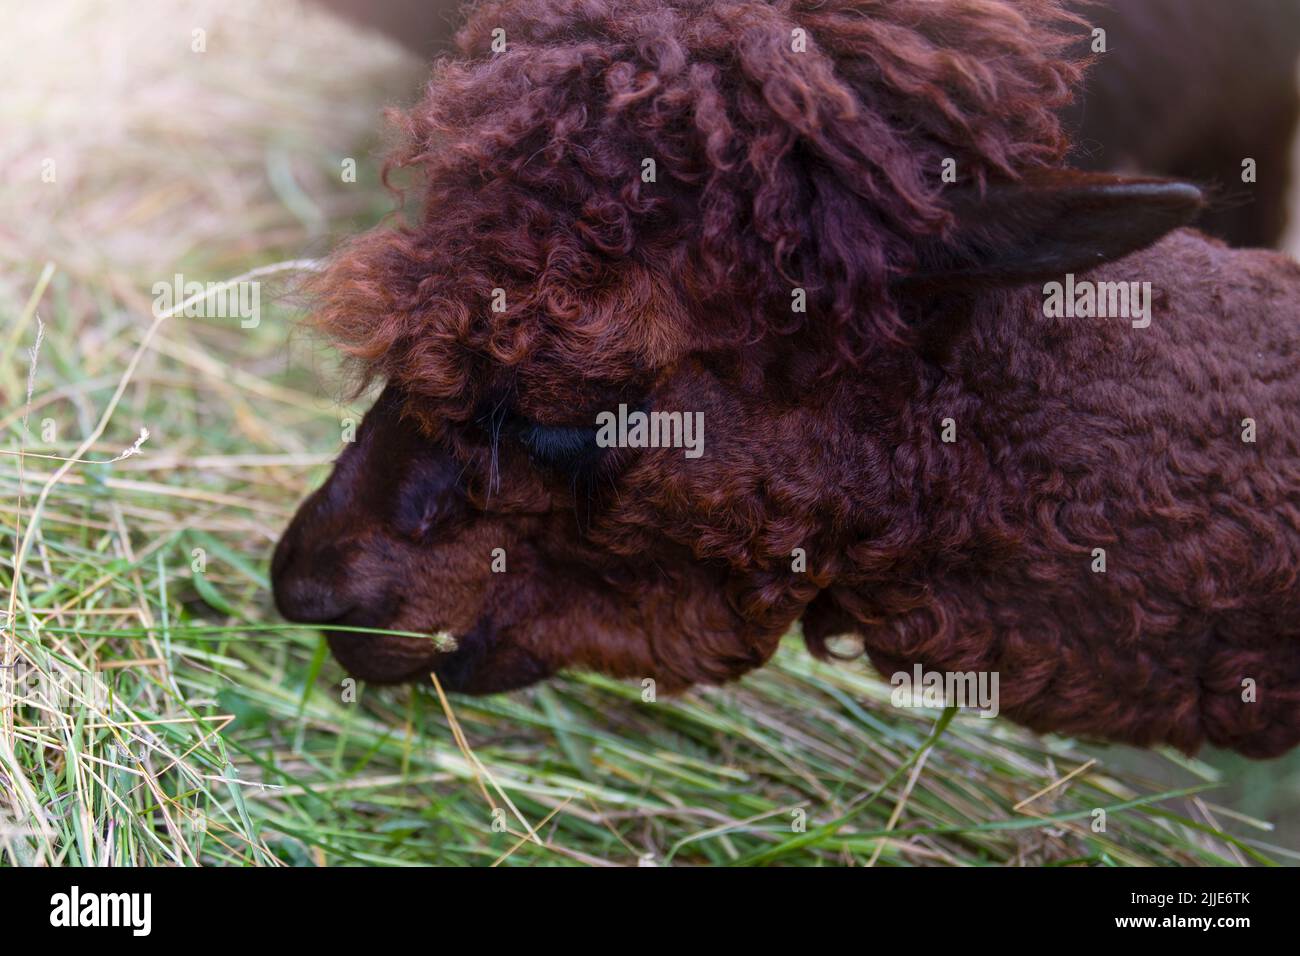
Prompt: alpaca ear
<box><xmin>900</xmin><ymin>170</ymin><xmax>1204</xmax><ymax>289</ymax></box>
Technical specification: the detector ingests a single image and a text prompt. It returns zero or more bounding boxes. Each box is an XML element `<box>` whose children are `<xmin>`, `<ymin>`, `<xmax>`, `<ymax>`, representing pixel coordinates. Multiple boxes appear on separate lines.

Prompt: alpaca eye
<box><xmin>474</xmin><ymin>401</ymin><xmax>608</xmax><ymax>473</ymax></box>
<box><xmin>517</xmin><ymin>421</ymin><xmax>602</xmax><ymax>472</ymax></box>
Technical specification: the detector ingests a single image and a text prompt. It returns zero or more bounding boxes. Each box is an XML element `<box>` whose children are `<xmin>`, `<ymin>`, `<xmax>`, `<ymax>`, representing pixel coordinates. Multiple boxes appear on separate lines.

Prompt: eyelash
<box><xmin>474</xmin><ymin>401</ymin><xmax>611</xmax><ymax>473</ymax></box>
<box><xmin>516</xmin><ymin>420</ymin><xmax>602</xmax><ymax>471</ymax></box>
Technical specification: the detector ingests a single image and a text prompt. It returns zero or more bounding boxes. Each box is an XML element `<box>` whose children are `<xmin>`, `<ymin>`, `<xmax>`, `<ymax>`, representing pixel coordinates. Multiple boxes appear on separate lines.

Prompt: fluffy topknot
<box><xmin>309</xmin><ymin>0</ymin><xmax>1087</xmax><ymax>413</ymax></box>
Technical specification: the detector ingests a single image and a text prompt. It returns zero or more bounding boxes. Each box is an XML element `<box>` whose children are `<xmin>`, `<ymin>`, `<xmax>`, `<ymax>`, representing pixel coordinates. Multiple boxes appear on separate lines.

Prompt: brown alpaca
<box><xmin>273</xmin><ymin>0</ymin><xmax>1300</xmax><ymax>758</ymax></box>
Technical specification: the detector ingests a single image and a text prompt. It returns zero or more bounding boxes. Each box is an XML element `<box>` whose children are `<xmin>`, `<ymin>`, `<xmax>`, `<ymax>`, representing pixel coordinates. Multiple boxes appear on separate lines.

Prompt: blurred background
<box><xmin>0</xmin><ymin>0</ymin><xmax>1297</xmax><ymax>866</ymax></box>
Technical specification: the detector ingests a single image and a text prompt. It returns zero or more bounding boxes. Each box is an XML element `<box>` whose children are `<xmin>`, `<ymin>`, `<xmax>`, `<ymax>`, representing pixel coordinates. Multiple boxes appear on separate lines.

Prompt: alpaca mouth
<box><xmin>323</xmin><ymin>599</ymin><xmax>459</xmax><ymax>655</ymax></box>
<box><xmin>322</xmin><ymin>618</ymin><xmax>458</xmax><ymax>685</ymax></box>
<box><xmin>322</xmin><ymin>613</ymin><xmax>551</xmax><ymax>692</ymax></box>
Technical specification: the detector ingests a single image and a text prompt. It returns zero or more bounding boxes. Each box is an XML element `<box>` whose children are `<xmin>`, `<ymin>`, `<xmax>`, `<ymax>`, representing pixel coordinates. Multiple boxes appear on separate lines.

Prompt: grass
<box><xmin>1</xmin><ymin>0</ymin><xmax>1296</xmax><ymax>867</ymax></box>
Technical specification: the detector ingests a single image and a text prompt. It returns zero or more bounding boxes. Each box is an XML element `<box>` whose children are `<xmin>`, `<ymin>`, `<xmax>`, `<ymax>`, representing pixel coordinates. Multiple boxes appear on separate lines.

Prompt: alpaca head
<box><xmin>273</xmin><ymin>0</ymin><xmax>1202</xmax><ymax>694</ymax></box>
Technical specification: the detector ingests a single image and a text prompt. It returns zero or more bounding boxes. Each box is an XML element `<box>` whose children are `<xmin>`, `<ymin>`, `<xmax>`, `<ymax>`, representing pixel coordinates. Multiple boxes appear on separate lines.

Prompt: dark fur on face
<box><xmin>274</xmin><ymin>0</ymin><xmax>1300</xmax><ymax>757</ymax></box>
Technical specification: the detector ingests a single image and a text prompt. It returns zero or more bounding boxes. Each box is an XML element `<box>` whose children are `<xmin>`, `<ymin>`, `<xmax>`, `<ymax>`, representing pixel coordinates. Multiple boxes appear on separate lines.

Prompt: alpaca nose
<box><xmin>274</xmin><ymin>571</ymin><xmax>355</xmax><ymax>623</ymax></box>
<box><xmin>271</xmin><ymin>527</ymin><xmax>356</xmax><ymax>624</ymax></box>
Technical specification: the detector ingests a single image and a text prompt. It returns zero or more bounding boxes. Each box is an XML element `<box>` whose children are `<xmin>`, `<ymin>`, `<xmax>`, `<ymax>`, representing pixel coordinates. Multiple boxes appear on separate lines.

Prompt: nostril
<box><xmin>271</xmin><ymin>533</ymin><xmax>357</xmax><ymax>624</ymax></box>
<box><xmin>274</xmin><ymin>575</ymin><xmax>355</xmax><ymax>624</ymax></box>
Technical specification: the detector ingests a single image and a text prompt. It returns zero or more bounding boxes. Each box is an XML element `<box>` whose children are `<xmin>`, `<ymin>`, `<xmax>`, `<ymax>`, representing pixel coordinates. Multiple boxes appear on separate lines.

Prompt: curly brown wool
<box><xmin>274</xmin><ymin>0</ymin><xmax>1300</xmax><ymax>758</ymax></box>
